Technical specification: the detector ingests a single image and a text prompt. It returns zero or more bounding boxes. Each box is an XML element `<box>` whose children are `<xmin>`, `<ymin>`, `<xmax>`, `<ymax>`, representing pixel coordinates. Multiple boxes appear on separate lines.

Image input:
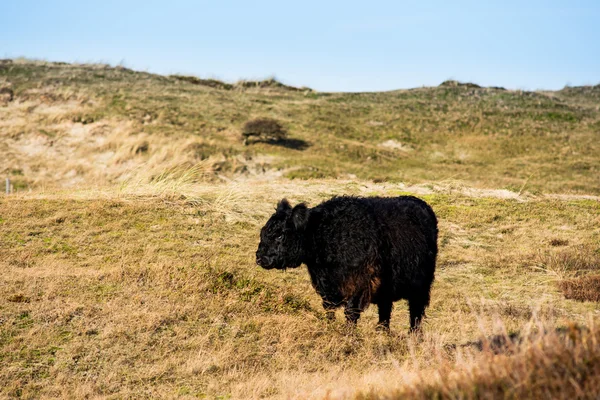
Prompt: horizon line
<box><xmin>4</xmin><ymin>56</ymin><xmax>600</xmax><ymax>94</ymax></box>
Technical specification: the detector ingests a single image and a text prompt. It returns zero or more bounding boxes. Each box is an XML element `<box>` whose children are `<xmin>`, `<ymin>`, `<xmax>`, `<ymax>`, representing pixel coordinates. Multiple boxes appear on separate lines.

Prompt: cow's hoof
<box><xmin>408</xmin><ymin>327</ymin><xmax>424</xmax><ymax>340</ymax></box>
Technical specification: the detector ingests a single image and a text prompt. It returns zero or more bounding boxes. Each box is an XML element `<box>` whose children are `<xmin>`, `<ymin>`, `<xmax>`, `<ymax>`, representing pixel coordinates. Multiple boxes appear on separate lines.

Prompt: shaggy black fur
<box><xmin>256</xmin><ymin>196</ymin><xmax>438</xmax><ymax>331</ymax></box>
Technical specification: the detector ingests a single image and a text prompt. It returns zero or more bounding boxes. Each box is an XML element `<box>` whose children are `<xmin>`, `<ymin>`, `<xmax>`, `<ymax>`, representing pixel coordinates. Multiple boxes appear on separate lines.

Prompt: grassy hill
<box><xmin>1</xmin><ymin>60</ymin><xmax>600</xmax><ymax>399</ymax></box>
<box><xmin>1</xmin><ymin>59</ymin><xmax>599</xmax><ymax>193</ymax></box>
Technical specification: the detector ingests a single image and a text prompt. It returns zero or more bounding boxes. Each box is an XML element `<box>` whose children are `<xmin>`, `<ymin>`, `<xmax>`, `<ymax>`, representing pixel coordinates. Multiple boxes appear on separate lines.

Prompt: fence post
<box><xmin>5</xmin><ymin>177</ymin><xmax>9</xmax><ymax>195</ymax></box>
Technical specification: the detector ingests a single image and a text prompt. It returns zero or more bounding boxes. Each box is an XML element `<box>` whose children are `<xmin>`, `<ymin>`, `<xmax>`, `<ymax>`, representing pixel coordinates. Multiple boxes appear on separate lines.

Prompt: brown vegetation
<box><xmin>1</xmin><ymin>60</ymin><xmax>599</xmax><ymax>399</ymax></box>
<box><xmin>560</xmin><ymin>276</ymin><xmax>600</xmax><ymax>302</ymax></box>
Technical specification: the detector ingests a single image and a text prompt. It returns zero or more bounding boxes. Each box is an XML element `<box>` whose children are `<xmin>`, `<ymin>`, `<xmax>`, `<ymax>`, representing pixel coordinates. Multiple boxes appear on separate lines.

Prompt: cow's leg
<box><xmin>344</xmin><ymin>290</ymin><xmax>369</xmax><ymax>325</ymax></box>
<box><xmin>376</xmin><ymin>301</ymin><xmax>393</xmax><ymax>331</ymax></box>
<box><xmin>408</xmin><ymin>291</ymin><xmax>430</xmax><ymax>333</ymax></box>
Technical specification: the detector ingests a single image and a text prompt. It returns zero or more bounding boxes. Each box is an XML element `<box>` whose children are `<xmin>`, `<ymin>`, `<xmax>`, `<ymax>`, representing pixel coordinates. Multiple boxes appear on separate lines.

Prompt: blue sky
<box><xmin>1</xmin><ymin>0</ymin><xmax>599</xmax><ymax>92</ymax></box>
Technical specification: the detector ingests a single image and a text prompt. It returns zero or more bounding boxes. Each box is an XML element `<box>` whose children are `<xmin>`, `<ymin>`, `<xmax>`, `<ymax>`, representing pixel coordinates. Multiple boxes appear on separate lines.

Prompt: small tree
<box><xmin>242</xmin><ymin>118</ymin><xmax>287</xmax><ymax>145</ymax></box>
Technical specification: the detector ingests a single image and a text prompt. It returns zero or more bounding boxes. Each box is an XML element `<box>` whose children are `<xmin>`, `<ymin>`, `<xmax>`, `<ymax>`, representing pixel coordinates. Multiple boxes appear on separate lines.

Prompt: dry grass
<box><xmin>1</xmin><ymin>180</ymin><xmax>599</xmax><ymax>399</ymax></box>
<box><xmin>1</xmin><ymin>60</ymin><xmax>600</xmax><ymax>398</ymax></box>
<box><xmin>537</xmin><ymin>245</ymin><xmax>600</xmax><ymax>302</ymax></box>
<box><xmin>539</xmin><ymin>245</ymin><xmax>600</xmax><ymax>277</ymax></box>
<box><xmin>2</xmin><ymin>59</ymin><xmax>600</xmax><ymax>193</ymax></box>
<box><xmin>356</xmin><ymin>322</ymin><xmax>600</xmax><ymax>399</ymax></box>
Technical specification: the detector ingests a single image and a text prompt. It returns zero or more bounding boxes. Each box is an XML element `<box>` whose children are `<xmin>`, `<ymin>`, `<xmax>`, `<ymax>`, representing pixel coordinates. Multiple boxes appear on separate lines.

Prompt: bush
<box><xmin>0</xmin><ymin>87</ymin><xmax>13</xmax><ymax>103</ymax></box>
<box><xmin>559</xmin><ymin>275</ymin><xmax>600</xmax><ymax>302</ymax></box>
<box><xmin>242</xmin><ymin>118</ymin><xmax>287</xmax><ymax>145</ymax></box>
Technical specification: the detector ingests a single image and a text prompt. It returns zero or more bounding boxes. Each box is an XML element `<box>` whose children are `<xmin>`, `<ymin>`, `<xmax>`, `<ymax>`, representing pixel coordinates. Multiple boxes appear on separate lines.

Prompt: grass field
<box><xmin>2</xmin><ymin>58</ymin><xmax>599</xmax><ymax>193</ymax></box>
<box><xmin>1</xmin><ymin>60</ymin><xmax>600</xmax><ymax>399</ymax></box>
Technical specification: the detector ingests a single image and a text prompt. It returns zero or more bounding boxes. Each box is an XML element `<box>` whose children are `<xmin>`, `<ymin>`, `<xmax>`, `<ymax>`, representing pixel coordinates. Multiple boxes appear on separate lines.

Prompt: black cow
<box><xmin>256</xmin><ymin>196</ymin><xmax>438</xmax><ymax>331</ymax></box>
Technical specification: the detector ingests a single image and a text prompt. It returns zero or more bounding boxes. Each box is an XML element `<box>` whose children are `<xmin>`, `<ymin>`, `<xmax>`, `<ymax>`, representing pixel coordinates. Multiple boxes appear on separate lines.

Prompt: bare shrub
<box><xmin>242</xmin><ymin>118</ymin><xmax>287</xmax><ymax>145</ymax></box>
<box><xmin>559</xmin><ymin>275</ymin><xmax>600</xmax><ymax>302</ymax></box>
<box><xmin>0</xmin><ymin>87</ymin><xmax>13</xmax><ymax>103</ymax></box>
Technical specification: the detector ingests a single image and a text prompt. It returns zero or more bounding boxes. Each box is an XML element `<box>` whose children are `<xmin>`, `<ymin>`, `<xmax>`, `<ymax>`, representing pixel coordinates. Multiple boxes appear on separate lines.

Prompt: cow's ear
<box><xmin>291</xmin><ymin>203</ymin><xmax>309</xmax><ymax>230</ymax></box>
<box><xmin>276</xmin><ymin>198</ymin><xmax>292</xmax><ymax>213</ymax></box>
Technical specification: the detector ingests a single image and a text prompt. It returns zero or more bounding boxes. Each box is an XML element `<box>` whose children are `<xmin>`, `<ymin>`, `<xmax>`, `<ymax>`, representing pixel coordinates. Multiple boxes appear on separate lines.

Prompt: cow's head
<box><xmin>256</xmin><ymin>199</ymin><xmax>310</xmax><ymax>270</ymax></box>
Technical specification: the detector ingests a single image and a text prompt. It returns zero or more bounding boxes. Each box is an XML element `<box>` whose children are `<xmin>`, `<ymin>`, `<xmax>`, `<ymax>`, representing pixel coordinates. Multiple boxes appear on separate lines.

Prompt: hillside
<box><xmin>1</xmin><ymin>59</ymin><xmax>599</xmax><ymax>193</ymax></box>
<box><xmin>1</xmin><ymin>60</ymin><xmax>600</xmax><ymax>399</ymax></box>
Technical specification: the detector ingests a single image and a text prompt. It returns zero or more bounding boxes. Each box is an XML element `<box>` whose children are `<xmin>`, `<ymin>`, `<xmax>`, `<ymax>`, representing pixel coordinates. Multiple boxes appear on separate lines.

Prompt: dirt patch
<box><xmin>378</xmin><ymin>139</ymin><xmax>413</xmax><ymax>152</ymax></box>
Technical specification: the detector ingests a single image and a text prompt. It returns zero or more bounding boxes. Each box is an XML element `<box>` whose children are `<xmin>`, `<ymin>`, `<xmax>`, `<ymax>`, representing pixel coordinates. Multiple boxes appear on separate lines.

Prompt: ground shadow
<box><xmin>445</xmin><ymin>324</ymin><xmax>589</xmax><ymax>355</ymax></box>
<box><xmin>252</xmin><ymin>137</ymin><xmax>311</xmax><ymax>150</ymax></box>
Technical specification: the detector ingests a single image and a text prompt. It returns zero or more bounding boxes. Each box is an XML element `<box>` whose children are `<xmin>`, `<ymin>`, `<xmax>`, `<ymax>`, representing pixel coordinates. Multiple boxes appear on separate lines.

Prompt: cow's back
<box><xmin>307</xmin><ymin>196</ymin><xmax>379</xmax><ymax>270</ymax></box>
